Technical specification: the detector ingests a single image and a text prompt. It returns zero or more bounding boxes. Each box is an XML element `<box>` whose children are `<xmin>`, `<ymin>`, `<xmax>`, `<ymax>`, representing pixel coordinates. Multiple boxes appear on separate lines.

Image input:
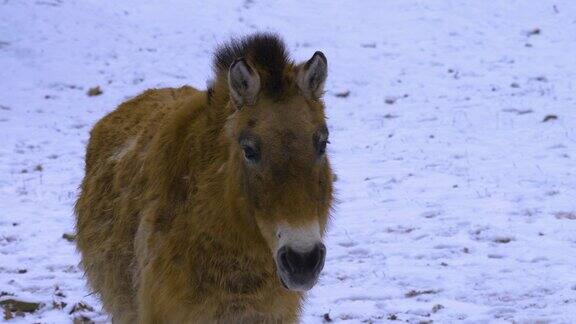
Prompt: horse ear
<box><xmin>228</xmin><ymin>58</ymin><xmax>261</xmax><ymax>109</ymax></box>
<box><xmin>297</xmin><ymin>51</ymin><xmax>327</xmax><ymax>99</ymax></box>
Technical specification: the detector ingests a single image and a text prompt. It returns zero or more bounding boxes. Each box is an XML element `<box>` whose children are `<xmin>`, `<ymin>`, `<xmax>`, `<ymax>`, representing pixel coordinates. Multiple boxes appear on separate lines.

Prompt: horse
<box><xmin>75</xmin><ymin>32</ymin><xmax>334</xmax><ymax>323</ymax></box>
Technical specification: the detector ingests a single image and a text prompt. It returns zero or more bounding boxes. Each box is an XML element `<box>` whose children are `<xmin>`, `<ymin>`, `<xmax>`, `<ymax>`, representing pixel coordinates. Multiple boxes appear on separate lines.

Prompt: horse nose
<box><xmin>278</xmin><ymin>243</ymin><xmax>326</xmax><ymax>277</ymax></box>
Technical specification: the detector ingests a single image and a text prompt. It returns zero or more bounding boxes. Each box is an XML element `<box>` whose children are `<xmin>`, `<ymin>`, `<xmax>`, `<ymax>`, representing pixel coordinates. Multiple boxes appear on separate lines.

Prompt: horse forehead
<box><xmin>255</xmin><ymin>115</ymin><xmax>311</xmax><ymax>143</ymax></box>
<box><xmin>276</xmin><ymin>128</ymin><xmax>299</xmax><ymax>144</ymax></box>
<box><xmin>254</xmin><ymin>103</ymin><xmax>316</xmax><ymax>150</ymax></box>
<box><xmin>268</xmin><ymin>131</ymin><xmax>315</xmax><ymax>175</ymax></box>
<box><xmin>260</xmin><ymin>97</ymin><xmax>312</xmax><ymax>122</ymax></box>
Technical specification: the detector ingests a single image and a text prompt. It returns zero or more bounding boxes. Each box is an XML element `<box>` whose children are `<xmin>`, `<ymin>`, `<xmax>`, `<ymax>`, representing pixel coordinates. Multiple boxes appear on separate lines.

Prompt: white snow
<box><xmin>1</xmin><ymin>0</ymin><xmax>576</xmax><ymax>322</ymax></box>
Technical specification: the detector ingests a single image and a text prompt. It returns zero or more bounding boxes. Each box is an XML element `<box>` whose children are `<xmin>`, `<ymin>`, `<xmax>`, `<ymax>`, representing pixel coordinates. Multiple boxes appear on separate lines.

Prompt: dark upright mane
<box><xmin>213</xmin><ymin>33</ymin><xmax>292</xmax><ymax>99</ymax></box>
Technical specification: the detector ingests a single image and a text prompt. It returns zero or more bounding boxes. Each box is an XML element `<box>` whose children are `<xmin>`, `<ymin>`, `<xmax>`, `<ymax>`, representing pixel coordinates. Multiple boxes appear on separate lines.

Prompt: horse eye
<box><xmin>316</xmin><ymin>139</ymin><xmax>328</xmax><ymax>155</ymax></box>
<box><xmin>243</xmin><ymin>145</ymin><xmax>260</xmax><ymax>162</ymax></box>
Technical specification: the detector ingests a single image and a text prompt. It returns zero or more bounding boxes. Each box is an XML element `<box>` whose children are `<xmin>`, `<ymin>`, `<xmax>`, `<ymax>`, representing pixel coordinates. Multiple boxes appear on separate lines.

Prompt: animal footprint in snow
<box><xmin>338</xmin><ymin>241</ymin><xmax>357</xmax><ymax>248</ymax></box>
<box><xmin>420</xmin><ymin>210</ymin><xmax>443</xmax><ymax>219</ymax></box>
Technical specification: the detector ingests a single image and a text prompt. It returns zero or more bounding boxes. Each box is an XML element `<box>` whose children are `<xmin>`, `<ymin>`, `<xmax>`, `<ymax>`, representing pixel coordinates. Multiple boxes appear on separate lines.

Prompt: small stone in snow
<box><xmin>62</xmin><ymin>233</ymin><xmax>76</xmax><ymax>242</ymax></box>
<box><xmin>542</xmin><ymin>115</ymin><xmax>558</xmax><ymax>122</ymax></box>
<box><xmin>334</xmin><ymin>90</ymin><xmax>350</xmax><ymax>98</ymax></box>
<box><xmin>73</xmin><ymin>315</ymin><xmax>95</xmax><ymax>324</ymax></box>
<box><xmin>0</xmin><ymin>299</ymin><xmax>42</xmax><ymax>313</ymax></box>
<box><xmin>69</xmin><ymin>302</ymin><xmax>94</xmax><ymax>315</ymax></box>
<box><xmin>87</xmin><ymin>86</ymin><xmax>103</xmax><ymax>97</ymax></box>
<box><xmin>385</xmin><ymin>97</ymin><xmax>396</xmax><ymax>105</ymax></box>
<box><xmin>527</xmin><ymin>28</ymin><xmax>541</xmax><ymax>36</ymax></box>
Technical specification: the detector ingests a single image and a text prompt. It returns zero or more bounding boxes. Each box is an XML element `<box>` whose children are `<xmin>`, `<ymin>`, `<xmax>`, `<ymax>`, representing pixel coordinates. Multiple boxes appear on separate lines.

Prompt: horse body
<box><xmin>75</xmin><ymin>33</ymin><xmax>333</xmax><ymax>323</ymax></box>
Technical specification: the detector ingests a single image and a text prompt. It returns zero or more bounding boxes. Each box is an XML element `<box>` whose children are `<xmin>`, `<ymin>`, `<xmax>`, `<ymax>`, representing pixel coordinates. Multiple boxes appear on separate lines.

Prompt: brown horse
<box><xmin>75</xmin><ymin>33</ymin><xmax>334</xmax><ymax>323</ymax></box>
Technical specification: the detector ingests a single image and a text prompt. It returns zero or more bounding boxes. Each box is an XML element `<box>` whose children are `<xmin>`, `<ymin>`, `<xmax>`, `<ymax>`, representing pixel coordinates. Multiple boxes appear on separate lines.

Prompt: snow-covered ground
<box><xmin>2</xmin><ymin>0</ymin><xmax>576</xmax><ymax>322</ymax></box>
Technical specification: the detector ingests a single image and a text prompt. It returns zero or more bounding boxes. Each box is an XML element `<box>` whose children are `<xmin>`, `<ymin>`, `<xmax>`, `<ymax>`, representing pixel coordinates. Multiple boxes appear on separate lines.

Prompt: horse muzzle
<box><xmin>276</xmin><ymin>242</ymin><xmax>326</xmax><ymax>291</ymax></box>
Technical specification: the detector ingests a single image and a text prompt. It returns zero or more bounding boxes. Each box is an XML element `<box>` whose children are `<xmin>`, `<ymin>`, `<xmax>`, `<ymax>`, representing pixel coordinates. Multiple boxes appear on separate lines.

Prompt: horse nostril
<box><xmin>278</xmin><ymin>246</ymin><xmax>294</xmax><ymax>272</ymax></box>
<box><xmin>278</xmin><ymin>243</ymin><xmax>326</xmax><ymax>275</ymax></box>
<box><xmin>308</xmin><ymin>243</ymin><xmax>326</xmax><ymax>273</ymax></box>
<box><xmin>282</xmin><ymin>246</ymin><xmax>305</xmax><ymax>273</ymax></box>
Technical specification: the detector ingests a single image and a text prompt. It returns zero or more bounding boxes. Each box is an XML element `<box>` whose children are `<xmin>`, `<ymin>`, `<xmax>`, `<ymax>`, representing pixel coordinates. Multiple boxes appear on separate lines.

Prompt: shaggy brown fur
<box><xmin>75</xmin><ymin>33</ymin><xmax>334</xmax><ymax>323</ymax></box>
